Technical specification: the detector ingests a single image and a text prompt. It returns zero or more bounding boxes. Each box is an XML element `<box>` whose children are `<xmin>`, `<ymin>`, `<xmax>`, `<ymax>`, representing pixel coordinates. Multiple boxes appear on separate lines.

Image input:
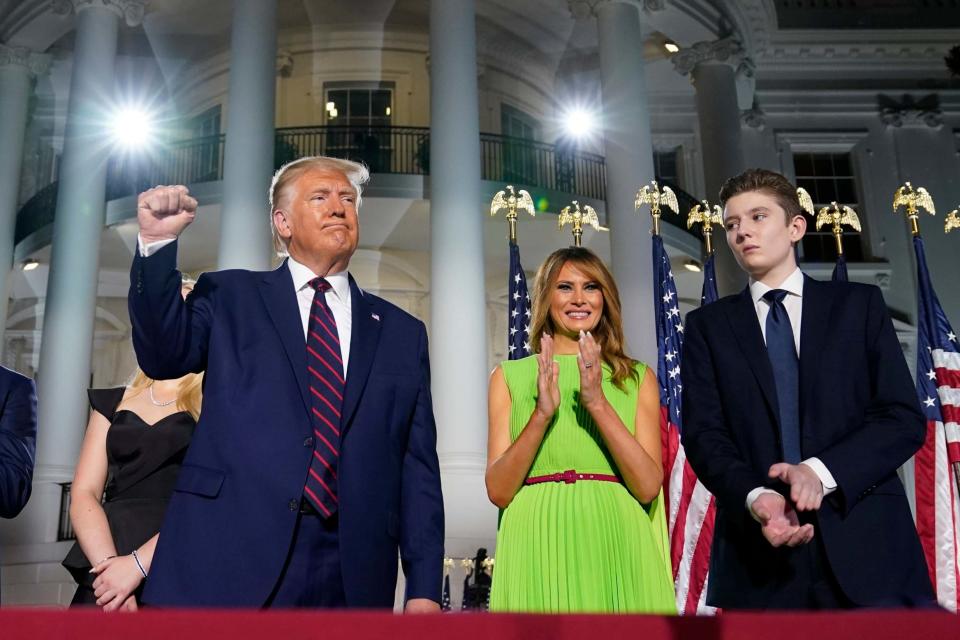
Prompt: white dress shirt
<box><xmin>138</xmin><ymin>236</ymin><xmax>353</xmax><ymax>375</ymax></box>
<box><xmin>286</xmin><ymin>254</ymin><xmax>352</xmax><ymax>376</ymax></box>
<box><xmin>745</xmin><ymin>267</ymin><xmax>837</xmax><ymax>516</ymax></box>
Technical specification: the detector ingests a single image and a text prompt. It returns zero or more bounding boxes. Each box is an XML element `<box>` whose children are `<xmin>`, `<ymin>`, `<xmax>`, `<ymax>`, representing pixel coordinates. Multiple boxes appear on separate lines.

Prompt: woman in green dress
<box><xmin>487</xmin><ymin>247</ymin><xmax>675</xmax><ymax>613</ymax></box>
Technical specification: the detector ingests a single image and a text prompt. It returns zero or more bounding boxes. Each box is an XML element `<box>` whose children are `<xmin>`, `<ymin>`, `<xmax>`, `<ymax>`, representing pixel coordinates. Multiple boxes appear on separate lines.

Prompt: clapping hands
<box><xmin>576</xmin><ymin>330</ymin><xmax>604</xmax><ymax>410</ymax></box>
<box><xmin>535</xmin><ymin>334</ymin><xmax>560</xmax><ymax>420</ymax></box>
<box><xmin>752</xmin><ymin>492</ymin><xmax>815</xmax><ymax>548</ymax></box>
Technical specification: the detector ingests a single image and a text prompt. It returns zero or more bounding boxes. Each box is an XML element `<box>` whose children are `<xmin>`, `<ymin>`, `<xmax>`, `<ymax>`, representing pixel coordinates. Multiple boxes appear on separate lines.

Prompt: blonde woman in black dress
<box><xmin>64</xmin><ymin>285</ymin><xmax>202</xmax><ymax>611</ymax></box>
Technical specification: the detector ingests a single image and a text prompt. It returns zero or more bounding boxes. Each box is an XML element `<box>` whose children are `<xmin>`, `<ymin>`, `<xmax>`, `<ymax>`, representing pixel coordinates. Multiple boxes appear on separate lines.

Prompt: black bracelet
<box><xmin>131</xmin><ymin>549</ymin><xmax>148</xmax><ymax>579</ymax></box>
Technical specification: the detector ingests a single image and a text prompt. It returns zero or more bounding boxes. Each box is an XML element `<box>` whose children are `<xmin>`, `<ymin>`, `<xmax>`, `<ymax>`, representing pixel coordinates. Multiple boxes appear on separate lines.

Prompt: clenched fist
<box><xmin>138</xmin><ymin>185</ymin><xmax>198</xmax><ymax>244</ymax></box>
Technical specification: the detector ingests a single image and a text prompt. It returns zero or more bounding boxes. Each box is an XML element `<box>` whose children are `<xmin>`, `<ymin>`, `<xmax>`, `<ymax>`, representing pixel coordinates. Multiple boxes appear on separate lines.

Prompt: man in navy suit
<box><xmin>681</xmin><ymin>168</ymin><xmax>933</xmax><ymax>609</ymax></box>
<box><xmin>129</xmin><ymin>156</ymin><xmax>443</xmax><ymax>610</ymax></box>
<box><xmin>0</xmin><ymin>366</ymin><xmax>37</xmax><ymax>520</ymax></box>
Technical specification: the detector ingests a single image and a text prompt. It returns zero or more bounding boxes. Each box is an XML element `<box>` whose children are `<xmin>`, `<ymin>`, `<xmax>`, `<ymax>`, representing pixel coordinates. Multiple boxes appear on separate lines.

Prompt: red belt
<box><xmin>524</xmin><ymin>469</ymin><xmax>621</xmax><ymax>485</ymax></box>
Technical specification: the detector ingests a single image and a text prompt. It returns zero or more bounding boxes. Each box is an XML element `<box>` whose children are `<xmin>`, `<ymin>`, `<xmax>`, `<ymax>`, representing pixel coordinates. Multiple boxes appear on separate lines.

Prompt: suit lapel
<box><xmin>258</xmin><ymin>261</ymin><xmax>311</xmax><ymax>420</ymax></box>
<box><xmin>723</xmin><ymin>288</ymin><xmax>780</xmax><ymax>422</ymax></box>
<box><xmin>341</xmin><ymin>275</ymin><xmax>382</xmax><ymax>433</ymax></box>
<box><xmin>798</xmin><ymin>275</ymin><xmax>834</xmax><ymax>424</ymax></box>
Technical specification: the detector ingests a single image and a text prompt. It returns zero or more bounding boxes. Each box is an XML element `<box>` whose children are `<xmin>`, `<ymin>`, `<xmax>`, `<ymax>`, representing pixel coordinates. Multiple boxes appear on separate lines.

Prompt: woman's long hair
<box><xmin>126</xmin><ymin>278</ymin><xmax>203</xmax><ymax>420</ymax></box>
<box><xmin>529</xmin><ymin>247</ymin><xmax>638</xmax><ymax>390</ymax></box>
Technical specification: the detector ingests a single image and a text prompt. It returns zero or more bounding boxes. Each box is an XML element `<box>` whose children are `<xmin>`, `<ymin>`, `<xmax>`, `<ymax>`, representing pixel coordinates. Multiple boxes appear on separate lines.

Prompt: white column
<box><xmin>673</xmin><ymin>38</ymin><xmax>750</xmax><ymax>296</ymax></box>
<box><xmin>0</xmin><ymin>46</ymin><xmax>49</xmax><ymax>347</ymax></box>
<box><xmin>32</xmin><ymin>0</ymin><xmax>144</xmax><ymax>545</ymax></box>
<box><xmin>588</xmin><ymin>0</ymin><xmax>661</xmax><ymax>366</ymax></box>
<box><xmin>429</xmin><ymin>0</ymin><xmax>495</xmax><ymax>556</ymax></box>
<box><xmin>217</xmin><ymin>0</ymin><xmax>278</xmax><ymax>271</ymax></box>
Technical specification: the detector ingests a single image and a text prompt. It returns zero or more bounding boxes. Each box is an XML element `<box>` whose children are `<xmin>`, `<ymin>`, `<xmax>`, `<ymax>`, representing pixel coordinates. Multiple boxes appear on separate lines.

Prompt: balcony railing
<box><xmin>16</xmin><ymin>125</ymin><xmax>697</xmax><ymax>244</ymax></box>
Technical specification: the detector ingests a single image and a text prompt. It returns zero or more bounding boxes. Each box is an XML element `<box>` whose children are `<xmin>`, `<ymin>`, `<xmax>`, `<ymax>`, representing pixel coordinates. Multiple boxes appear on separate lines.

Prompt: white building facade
<box><xmin>0</xmin><ymin>0</ymin><xmax>957</xmax><ymax>606</ymax></box>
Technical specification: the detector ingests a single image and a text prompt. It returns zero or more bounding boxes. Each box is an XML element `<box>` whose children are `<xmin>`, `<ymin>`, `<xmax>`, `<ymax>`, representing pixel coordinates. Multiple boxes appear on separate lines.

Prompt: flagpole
<box><xmin>893</xmin><ymin>181</ymin><xmax>936</xmax><ymax>237</ymax></box>
<box><xmin>491</xmin><ymin>186</ymin><xmax>534</xmax><ymax>360</ymax></box>
<box><xmin>945</xmin><ymin>207</ymin><xmax>959</xmax><ymax>234</ymax></box>
<box><xmin>686</xmin><ymin>199</ymin><xmax>722</xmax><ymax>256</ymax></box>
<box><xmin>558</xmin><ymin>201</ymin><xmax>599</xmax><ymax>246</ymax></box>
<box><xmin>635</xmin><ymin>180</ymin><xmax>679</xmax><ymax>237</ymax></box>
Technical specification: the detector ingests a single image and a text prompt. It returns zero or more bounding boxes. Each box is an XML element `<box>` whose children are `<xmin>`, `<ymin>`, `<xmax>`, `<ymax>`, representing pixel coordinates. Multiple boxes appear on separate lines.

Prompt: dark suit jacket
<box><xmin>0</xmin><ymin>366</ymin><xmax>37</xmax><ymax>519</ymax></box>
<box><xmin>129</xmin><ymin>241</ymin><xmax>444</xmax><ymax>607</ymax></box>
<box><xmin>681</xmin><ymin>275</ymin><xmax>933</xmax><ymax>608</ymax></box>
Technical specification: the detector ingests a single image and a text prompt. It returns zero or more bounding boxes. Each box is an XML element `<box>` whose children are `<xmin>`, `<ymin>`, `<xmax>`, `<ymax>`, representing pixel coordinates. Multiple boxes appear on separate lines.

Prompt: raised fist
<box><xmin>137</xmin><ymin>185</ymin><xmax>198</xmax><ymax>244</ymax></box>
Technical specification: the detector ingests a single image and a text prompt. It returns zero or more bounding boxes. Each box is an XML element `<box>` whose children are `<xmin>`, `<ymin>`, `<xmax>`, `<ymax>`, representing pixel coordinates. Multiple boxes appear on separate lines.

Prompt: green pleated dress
<box><xmin>489</xmin><ymin>354</ymin><xmax>676</xmax><ymax>614</ymax></box>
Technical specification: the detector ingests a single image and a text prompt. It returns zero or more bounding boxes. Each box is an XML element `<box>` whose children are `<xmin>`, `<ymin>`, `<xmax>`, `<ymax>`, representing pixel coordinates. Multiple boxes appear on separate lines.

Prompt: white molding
<box><xmin>50</xmin><ymin>0</ymin><xmax>147</xmax><ymax>27</ymax></box>
<box><xmin>0</xmin><ymin>43</ymin><xmax>50</xmax><ymax>76</ymax></box>
<box><xmin>774</xmin><ymin>129</ymin><xmax>870</xmax><ymax>154</ymax></box>
<box><xmin>758</xmin><ymin>29</ymin><xmax>957</xmax><ymax>76</ymax></box>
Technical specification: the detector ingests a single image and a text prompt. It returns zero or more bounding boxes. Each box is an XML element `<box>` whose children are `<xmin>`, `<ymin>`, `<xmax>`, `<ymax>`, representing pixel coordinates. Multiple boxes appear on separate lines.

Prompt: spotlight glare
<box><xmin>665</xmin><ymin>42</ymin><xmax>680</xmax><ymax>53</ymax></box>
<box><xmin>21</xmin><ymin>259</ymin><xmax>39</xmax><ymax>272</ymax></box>
<box><xmin>683</xmin><ymin>260</ymin><xmax>702</xmax><ymax>273</ymax></box>
<box><xmin>563</xmin><ymin>108</ymin><xmax>596</xmax><ymax>139</ymax></box>
<box><xmin>110</xmin><ymin>108</ymin><xmax>155</xmax><ymax>149</ymax></box>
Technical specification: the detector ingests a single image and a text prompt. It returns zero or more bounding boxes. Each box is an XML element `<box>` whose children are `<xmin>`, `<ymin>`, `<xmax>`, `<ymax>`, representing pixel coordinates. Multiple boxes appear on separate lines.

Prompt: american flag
<box><xmin>701</xmin><ymin>254</ymin><xmax>718</xmax><ymax>305</ymax></box>
<box><xmin>441</xmin><ymin>574</ymin><xmax>451</xmax><ymax>612</ymax></box>
<box><xmin>832</xmin><ymin>254</ymin><xmax>848</xmax><ymax>282</ymax></box>
<box><xmin>508</xmin><ymin>241</ymin><xmax>531</xmax><ymax>360</ymax></box>
<box><xmin>911</xmin><ymin>235</ymin><xmax>960</xmax><ymax>612</ymax></box>
<box><xmin>654</xmin><ymin>236</ymin><xmax>716</xmax><ymax>615</ymax></box>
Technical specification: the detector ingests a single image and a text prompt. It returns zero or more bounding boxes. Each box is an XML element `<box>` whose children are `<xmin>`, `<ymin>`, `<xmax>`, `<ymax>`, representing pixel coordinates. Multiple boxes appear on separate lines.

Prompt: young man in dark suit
<box><xmin>681</xmin><ymin>168</ymin><xmax>934</xmax><ymax>609</ymax></box>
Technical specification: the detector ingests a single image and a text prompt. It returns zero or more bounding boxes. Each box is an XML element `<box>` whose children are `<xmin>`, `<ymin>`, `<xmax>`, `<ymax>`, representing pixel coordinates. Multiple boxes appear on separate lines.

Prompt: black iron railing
<box><xmin>16</xmin><ymin>125</ymin><xmax>699</xmax><ymax>243</ymax></box>
<box><xmin>274</xmin><ymin>126</ymin><xmax>431</xmax><ymax>176</ymax></box>
<box><xmin>58</xmin><ymin>482</ymin><xmax>75</xmax><ymax>542</ymax></box>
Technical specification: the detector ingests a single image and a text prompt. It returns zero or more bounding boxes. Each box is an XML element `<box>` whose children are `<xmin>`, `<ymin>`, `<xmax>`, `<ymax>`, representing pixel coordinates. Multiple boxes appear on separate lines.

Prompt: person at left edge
<box><xmin>0</xmin><ymin>365</ymin><xmax>36</xmax><ymax>602</ymax></box>
<box><xmin>128</xmin><ymin>156</ymin><xmax>444</xmax><ymax>610</ymax></box>
<box><xmin>0</xmin><ymin>366</ymin><xmax>36</xmax><ymax>520</ymax></box>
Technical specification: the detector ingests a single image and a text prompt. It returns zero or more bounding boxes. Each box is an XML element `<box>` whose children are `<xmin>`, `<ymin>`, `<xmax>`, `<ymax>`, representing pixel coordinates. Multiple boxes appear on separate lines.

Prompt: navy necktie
<box><xmin>303</xmin><ymin>277</ymin><xmax>344</xmax><ymax>517</ymax></box>
<box><xmin>763</xmin><ymin>289</ymin><xmax>801</xmax><ymax>464</ymax></box>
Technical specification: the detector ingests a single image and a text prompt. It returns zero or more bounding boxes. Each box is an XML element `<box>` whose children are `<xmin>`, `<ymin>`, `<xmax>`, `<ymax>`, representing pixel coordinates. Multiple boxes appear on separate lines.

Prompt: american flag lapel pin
<box><xmin>371</xmin><ymin>313</ymin><xmax>380</xmax><ymax>321</ymax></box>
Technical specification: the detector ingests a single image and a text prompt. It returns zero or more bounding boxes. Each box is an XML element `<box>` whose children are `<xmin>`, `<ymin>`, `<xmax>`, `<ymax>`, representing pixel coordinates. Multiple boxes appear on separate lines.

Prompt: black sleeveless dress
<box><xmin>63</xmin><ymin>387</ymin><xmax>196</xmax><ymax>605</ymax></box>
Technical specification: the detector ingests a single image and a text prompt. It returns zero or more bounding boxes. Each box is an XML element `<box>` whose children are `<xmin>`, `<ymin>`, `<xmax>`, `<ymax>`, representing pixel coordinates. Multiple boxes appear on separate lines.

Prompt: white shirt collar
<box><xmin>749</xmin><ymin>267</ymin><xmax>804</xmax><ymax>306</ymax></box>
<box><xmin>285</xmin><ymin>254</ymin><xmax>350</xmax><ymax>302</ymax></box>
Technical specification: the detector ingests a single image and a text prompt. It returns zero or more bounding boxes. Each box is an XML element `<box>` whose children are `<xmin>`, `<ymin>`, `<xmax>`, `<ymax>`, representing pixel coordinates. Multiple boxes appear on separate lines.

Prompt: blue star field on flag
<box><xmin>508</xmin><ymin>241</ymin><xmax>532</xmax><ymax>360</ymax></box>
<box><xmin>441</xmin><ymin>574</ymin><xmax>451</xmax><ymax>612</ymax></box>
<box><xmin>700</xmin><ymin>253</ymin><xmax>719</xmax><ymax>305</ymax></box>
<box><xmin>654</xmin><ymin>235</ymin><xmax>683</xmax><ymax>423</ymax></box>
<box><xmin>832</xmin><ymin>254</ymin><xmax>849</xmax><ymax>282</ymax></box>
<box><xmin>914</xmin><ymin>236</ymin><xmax>958</xmax><ymax>440</ymax></box>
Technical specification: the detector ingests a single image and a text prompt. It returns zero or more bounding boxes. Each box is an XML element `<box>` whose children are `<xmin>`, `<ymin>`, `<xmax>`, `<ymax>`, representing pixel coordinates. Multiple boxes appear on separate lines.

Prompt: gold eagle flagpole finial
<box><xmin>816</xmin><ymin>201</ymin><xmax>862</xmax><ymax>257</ymax></box>
<box><xmin>687</xmin><ymin>199</ymin><xmax>723</xmax><ymax>255</ymax></box>
<box><xmin>558</xmin><ymin>201</ymin><xmax>600</xmax><ymax>247</ymax></box>
<box><xmin>945</xmin><ymin>208</ymin><xmax>960</xmax><ymax>234</ymax></box>
<box><xmin>893</xmin><ymin>181</ymin><xmax>936</xmax><ymax>237</ymax></box>
<box><xmin>490</xmin><ymin>185</ymin><xmax>535</xmax><ymax>243</ymax></box>
<box><xmin>797</xmin><ymin>187</ymin><xmax>815</xmax><ymax>218</ymax></box>
<box><xmin>635</xmin><ymin>180</ymin><xmax>679</xmax><ymax>236</ymax></box>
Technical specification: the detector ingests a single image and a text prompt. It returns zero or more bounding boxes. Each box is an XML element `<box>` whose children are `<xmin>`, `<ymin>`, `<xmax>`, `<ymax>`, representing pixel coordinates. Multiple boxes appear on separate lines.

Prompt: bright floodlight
<box><xmin>562</xmin><ymin>108</ymin><xmax>596</xmax><ymax>139</ymax></box>
<box><xmin>110</xmin><ymin>108</ymin><xmax>155</xmax><ymax>149</ymax></box>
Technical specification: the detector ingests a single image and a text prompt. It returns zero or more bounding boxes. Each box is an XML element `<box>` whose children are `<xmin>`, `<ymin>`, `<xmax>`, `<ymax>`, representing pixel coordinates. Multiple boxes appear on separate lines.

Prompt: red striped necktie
<box><xmin>303</xmin><ymin>277</ymin><xmax>344</xmax><ymax>517</ymax></box>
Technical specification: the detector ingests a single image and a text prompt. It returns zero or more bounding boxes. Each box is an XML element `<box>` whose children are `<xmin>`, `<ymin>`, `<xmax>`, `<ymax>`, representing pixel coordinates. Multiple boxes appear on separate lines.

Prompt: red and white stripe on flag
<box><xmin>914</xmin><ymin>348</ymin><xmax>960</xmax><ymax>612</ymax></box>
<box><xmin>662</xmin><ymin>407</ymin><xmax>717</xmax><ymax>614</ymax></box>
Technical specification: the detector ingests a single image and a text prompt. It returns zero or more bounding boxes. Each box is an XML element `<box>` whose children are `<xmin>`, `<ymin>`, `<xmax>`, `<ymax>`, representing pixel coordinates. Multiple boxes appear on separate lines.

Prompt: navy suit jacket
<box><xmin>0</xmin><ymin>366</ymin><xmax>37</xmax><ymax>519</ymax></box>
<box><xmin>129</xmin><ymin>241</ymin><xmax>444</xmax><ymax>607</ymax></box>
<box><xmin>681</xmin><ymin>276</ymin><xmax>933</xmax><ymax>608</ymax></box>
